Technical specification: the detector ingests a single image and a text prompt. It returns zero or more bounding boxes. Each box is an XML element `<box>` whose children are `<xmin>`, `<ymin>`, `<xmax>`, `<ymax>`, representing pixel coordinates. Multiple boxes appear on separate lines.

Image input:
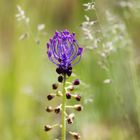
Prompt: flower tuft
<box><xmin>47</xmin><ymin>29</ymin><xmax>83</xmax><ymax>76</ymax></box>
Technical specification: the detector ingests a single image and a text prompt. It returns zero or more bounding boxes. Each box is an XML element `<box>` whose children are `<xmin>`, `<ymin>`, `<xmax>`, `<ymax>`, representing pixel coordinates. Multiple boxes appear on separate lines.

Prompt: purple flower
<box><xmin>47</xmin><ymin>29</ymin><xmax>83</xmax><ymax>76</ymax></box>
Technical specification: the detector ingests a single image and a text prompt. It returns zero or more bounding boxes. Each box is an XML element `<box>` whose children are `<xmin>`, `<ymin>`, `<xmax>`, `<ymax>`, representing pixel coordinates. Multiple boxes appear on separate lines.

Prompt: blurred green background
<box><xmin>0</xmin><ymin>0</ymin><xmax>140</xmax><ymax>140</ymax></box>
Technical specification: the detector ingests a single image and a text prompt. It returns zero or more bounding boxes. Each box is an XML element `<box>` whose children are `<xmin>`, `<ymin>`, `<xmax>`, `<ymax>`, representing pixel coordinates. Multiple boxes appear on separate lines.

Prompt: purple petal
<box><xmin>50</xmin><ymin>41</ymin><xmax>59</xmax><ymax>60</ymax></box>
<box><xmin>57</xmin><ymin>43</ymin><xmax>63</xmax><ymax>57</ymax></box>
<box><xmin>77</xmin><ymin>47</ymin><xmax>83</xmax><ymax>55</ymax></box>
<box><xmin>72</xmin><ymin>55</ymin><xmax>82</xmax><ymax>66</ymax></box>
<box><xmin>63</xmin><ymin>29</ymin><xmax>69</xmax><ymax>35</ymax></box>
<box><xmin>69</xmin><ymin>42</ymin><xmax>79</xmax><ymax>62</ymax></box>
<box><xmin>47</xmin><ymin>43</ymin><xmax>50</xmax><ymax>49</ymax></box>
<box><xmin>67</xmin><ymin>44</ymin><xmax>74</xmax><ymax>58</ymax></box>
<box><xmin>47</xmin><ymin>51</ymin><xmax>52</xmax><ymax>57</ymax></box>
<box><xmin>47</xmin><ymin>51</ymin><xmax>59</xmax><ymax>66</ymax></box>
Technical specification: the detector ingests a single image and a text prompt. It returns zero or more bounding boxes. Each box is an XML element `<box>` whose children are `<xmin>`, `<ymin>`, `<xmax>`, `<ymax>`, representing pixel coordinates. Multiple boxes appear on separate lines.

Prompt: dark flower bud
<box><xmin>56</xmin><ymin>67</ymin><xmax>62</xmax><ymax>74</ymax></box>
<box><xmin>66</xmin><ymin>93</ymin><xmax>71</xmax><ymax>99</ymax></box>
<box><xmin>54</xmin><ymin>106</ymin><xmax>61</xmax><ymax>114</ymax></box>
<box><xmin>47</xmin><ymin>94</ymin><xmax>55</xmax><ymax>100</ymax></box>
<box><xmin>52</xmin><ymin>83</ymin><xmax>58</xmax><ymax>90</ymax></box>
<box><xmin>46</xmin><ymin>106</ymin><xmax>53</xmax><ymax>112</ymax></box>
<box><xmin>68</xmin><ymin>67</ymin><xmax>72</xmax><ymax>71</ymax></box>
<box><xmin>44</xmin><ymin>125</ymin><xmax>52</xmax><ymax>132</ymax></box>
<box><xmin>74</xmin><ymin>104</ymin><xmax>83</xmax><ymax>111</ymax></box>
<box><xmin>75</xmin><ymin>95</ymin><xmax>81</xmax><ymax>101</ymax></box>
<box><xmin>69</xmin><ymin>131</ymin><xmax>81</xmax><ymax>140</ymax></box>
<box><xmin>67</xmin><ymin>113</ymin><xmax>75</xmax><ymax>124</ymax></box>
<box><xmin>73</xmin><ymin>79</ymin><xmax>80</xmax><ymax>85</ymax></box>
<box><xmin>58</xmin><ymin>58</ymin><xmax>62</xmax><ymax>62</ymax></box>
<box><xmin>67</xmin><ymin>70</ymin><xmax>72</xmax><ymax>77</ymax></box>
<box><xmin>58</xmin><ymin>75</ymin><xmax>63</xmax><ymax>83</ymax></box>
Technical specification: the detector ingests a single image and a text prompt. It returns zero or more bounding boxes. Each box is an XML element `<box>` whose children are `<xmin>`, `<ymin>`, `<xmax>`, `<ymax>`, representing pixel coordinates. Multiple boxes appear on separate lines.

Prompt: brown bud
<box><xmin>47</xmin><ymin>94</ymin><xmax>55</xmax><ymax>100</ymax></box>
<box><xmin>44</xmin><ymin>125</ymin><xmax>52</xmax><ymax>132</ymax></box>
<box><xmin>67</xmin><ymin>113</ymin><xmax>75</xmax><ymax>124</ymax></box>
<box><xmin>46</xmin><ymin>106</ymin><xmax>53</xmax><ymax>112</ymax></box>
<box><xmin>52</xmin><ymin>83</ymin><xmax>58</xmax><ymax>90</ymax></box>
<box><xmin>73</xmin><ymin>79</ymin><xmax>80</xmax><ymax>85</ymax></box>
<box><xmin>69</xmin><ymin>85</ymin><xmax>74</xmax><ymax>91</ymax></box>
<box><xmin>74</xmin><ymin>104</ymin><xmax>83</xmax><ymax>111</ymax></box>
<box><xmin>69</xmin><ymin>131</ymin><xmax>81</xmax><ymax>140</ymax></box>
<box><xmin>54</xmin><ymin>106</ymin><xmax>61</xmax><ymax>114</ymax></box>
<box><xmin>75</xmin><ymin>95</ymin><xmax>81</xmax><ymax>101</ymax></box>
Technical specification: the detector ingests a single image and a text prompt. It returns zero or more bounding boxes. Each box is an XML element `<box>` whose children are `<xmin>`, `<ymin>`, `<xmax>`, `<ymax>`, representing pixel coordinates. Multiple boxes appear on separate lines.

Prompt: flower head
<box><xmin>47</xmin><ymin>29</ymin><xmax>83</xmax><ymax>76</ymax></box>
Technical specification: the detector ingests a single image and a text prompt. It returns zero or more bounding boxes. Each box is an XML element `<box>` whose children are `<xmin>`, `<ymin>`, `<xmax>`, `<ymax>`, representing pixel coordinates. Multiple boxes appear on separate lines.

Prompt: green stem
<box><xmin>62</xmin><ymin>74</ymin><xmax>66</xmax><ymax>140</ymax></box>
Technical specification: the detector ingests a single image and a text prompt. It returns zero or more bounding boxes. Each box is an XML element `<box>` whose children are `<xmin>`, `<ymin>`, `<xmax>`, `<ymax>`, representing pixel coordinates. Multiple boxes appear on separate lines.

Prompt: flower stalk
<box><xmin>45</xmin><ymin>29</ymin><xmax>83</xmax><ymax>140</ymax></box>
<box><xmin>62</xmin><ymin>74</ymin><xmax>66</xmax><ymax>140</ymax></box>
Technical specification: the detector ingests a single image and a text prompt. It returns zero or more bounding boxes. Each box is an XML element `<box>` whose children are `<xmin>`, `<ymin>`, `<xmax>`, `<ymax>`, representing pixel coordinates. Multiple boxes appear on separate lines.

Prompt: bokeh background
<box><xmin>0</xmin><ymin>0</ymin><xmax>140</xmax><ymax>140</ymax></box>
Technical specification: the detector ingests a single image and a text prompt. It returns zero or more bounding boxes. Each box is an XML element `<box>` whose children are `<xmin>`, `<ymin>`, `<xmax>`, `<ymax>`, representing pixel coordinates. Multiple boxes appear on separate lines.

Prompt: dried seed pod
<box><xmin>74</xmin><ymin>104</ymin><xmax>83</xmax><ymax>111</ymax></box>
<box><xmin>52</xmin><ymin>83</ymin><xmax>58</xmax><ymax>90</ymax></box>
<box><xmin>67</xmin><ymin>113</ymin><xmax>75</xmax><ymax>124</ymax></box>
<box><xmin>47</xmin><ymin>94</ymin><xmax>55</xmax><ymax>100</ymax></box>
<box><xmin>73</xmin><ymin>79</ymin><xmax>80</xmax><ymax>85</ymax></box>
<box><xmin>69</xmin><ymin>131</ymin><xmax>81</xmax><ymax>140</ymax></box>
<box><xmin>46</xmin><ymin>106</ymin><xmax>53</xmax><ymax>112</ymax></box>
<box><xmin>44</xmin><ymin>125</ymin><xmax>52</xmax><ymax>132</ymax></box>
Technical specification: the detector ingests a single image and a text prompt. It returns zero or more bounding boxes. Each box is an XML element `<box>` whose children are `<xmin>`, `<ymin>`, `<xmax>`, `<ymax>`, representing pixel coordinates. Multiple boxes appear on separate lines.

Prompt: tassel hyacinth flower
<box><xmin>45</xmin><ymin>29</ymin><xmax>83</xmax><ymax>140</ymax></box>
